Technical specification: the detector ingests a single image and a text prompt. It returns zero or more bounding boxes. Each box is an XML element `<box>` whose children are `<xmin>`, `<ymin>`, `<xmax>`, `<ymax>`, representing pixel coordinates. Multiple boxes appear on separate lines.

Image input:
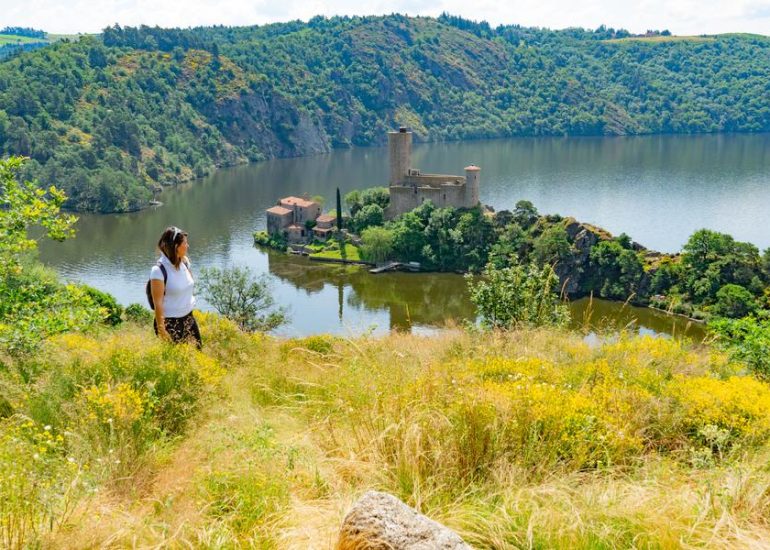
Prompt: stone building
<box><xmin>386</xmin><ymin>128</ymin><xmax>480</xmax><ymax>218</ymax></box>
<box><xmin>266</xmin><ymin>205</ymin><xmax>293</xmax><ymax>235</ymax></box>
<box><xmin>313</xmin><ymin>214</ymin><xmax>336</xmax><ymax>240</ymax></box>
<box><xmin>266</xmin><ymin>196</ymin><xmax>325</xmax><ymax>243</ymax></box>
<box><xmin>278</xmin><ymin>196</ymin><xmax>321</xmax><ymax>224</ymax></box>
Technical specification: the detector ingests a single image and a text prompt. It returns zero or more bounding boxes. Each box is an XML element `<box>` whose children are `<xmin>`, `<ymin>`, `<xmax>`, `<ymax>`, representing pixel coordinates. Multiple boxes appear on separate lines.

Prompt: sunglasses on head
<box><xmin>170</xmin><ymin>226</ymin><xmax>183</xmax><ymax>241</ymax></box>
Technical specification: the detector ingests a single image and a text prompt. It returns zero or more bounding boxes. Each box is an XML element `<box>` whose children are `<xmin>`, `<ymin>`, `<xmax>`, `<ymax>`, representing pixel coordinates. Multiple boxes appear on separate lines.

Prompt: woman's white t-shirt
<box><xmin>149</xmin><ymin>254</ymin><xmax>196</xmax><ymax>318</ymax></box>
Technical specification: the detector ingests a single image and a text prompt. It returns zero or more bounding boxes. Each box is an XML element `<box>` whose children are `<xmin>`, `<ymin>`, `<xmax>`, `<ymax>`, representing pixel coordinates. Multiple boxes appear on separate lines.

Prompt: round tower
<box><xmin>388</xmin><ymin>127</ymin><xmax>412</xmax><ymax>186</ymax></box>
<box><xmin>464</xmin><ymin>165</ymin><xmax>481</xmax><ymax>207</ymax></box>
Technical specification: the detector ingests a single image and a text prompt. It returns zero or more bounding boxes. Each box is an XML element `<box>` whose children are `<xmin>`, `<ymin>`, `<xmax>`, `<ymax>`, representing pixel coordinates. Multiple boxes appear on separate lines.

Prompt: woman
<box><xmin>149</xmin><ymin>226</ymin><xmax>202</xmax><ymax>348</ymax></box>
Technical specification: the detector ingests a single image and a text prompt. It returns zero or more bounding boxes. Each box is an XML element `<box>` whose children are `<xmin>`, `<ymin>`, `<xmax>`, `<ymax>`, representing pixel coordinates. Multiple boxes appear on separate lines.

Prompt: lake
<box><xmin>38</xmin><ymin>133</ymin><xmax>770</xmax><ymax>338</ymax></box>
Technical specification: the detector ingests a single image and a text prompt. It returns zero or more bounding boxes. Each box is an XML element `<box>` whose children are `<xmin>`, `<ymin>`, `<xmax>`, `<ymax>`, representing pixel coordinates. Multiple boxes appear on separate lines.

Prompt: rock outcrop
<box><xmin>336</xmin><ymin>491</ymin><xmax>472</xmax><ymax>550</ymax></box>
<box><xmin>202</xmin><ymin>82</ymin><xmax>331</xmax><ymax>160</ymax></box>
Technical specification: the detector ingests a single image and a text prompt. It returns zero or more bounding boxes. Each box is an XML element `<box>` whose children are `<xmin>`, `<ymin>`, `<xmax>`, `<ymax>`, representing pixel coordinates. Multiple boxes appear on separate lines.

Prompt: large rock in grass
<box><xmin>336</xmin><ymin>491</ymin><xmax>472</xmax><ymax>549</ymax></box>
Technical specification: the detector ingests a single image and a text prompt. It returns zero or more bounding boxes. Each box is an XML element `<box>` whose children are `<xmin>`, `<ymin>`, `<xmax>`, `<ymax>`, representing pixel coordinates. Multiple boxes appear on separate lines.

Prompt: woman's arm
<box><xmin>151</xmin><ymin>278</ymin><xmax>170</xmax><ymax>341</ymax></box>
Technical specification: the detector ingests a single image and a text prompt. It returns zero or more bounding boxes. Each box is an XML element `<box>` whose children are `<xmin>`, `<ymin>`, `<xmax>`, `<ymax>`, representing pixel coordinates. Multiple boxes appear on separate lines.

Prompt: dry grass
<box><xmin>6</xmin><ymin>319</ymin><xmax>770</xmax><ymax>548</ymax></box>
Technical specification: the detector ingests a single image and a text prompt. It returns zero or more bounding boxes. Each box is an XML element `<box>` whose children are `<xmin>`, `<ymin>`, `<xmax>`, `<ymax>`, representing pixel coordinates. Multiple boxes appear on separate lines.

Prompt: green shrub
<box><xmin>709</xmin><ymin>317</ymin><xmax>770</xmax><ymax>378</ymax></box>
<box><xmin>124</xmin><ymin>303</ymin><xmax>153</xmax><ymax>324</ymax></box>
<box><xmin>80</xmin><ymin>285</ymin><xmax>123</xmax><ymax>325</ymax></box>
<box><xmin>712</xmin><ymin>284</ymin><xmax>757</xmax><ymax>318</ymax></box>
<box><xmin>467</xmin><ymin>261</ymin><xmax>570</xmax><ymax>329</ymax></box>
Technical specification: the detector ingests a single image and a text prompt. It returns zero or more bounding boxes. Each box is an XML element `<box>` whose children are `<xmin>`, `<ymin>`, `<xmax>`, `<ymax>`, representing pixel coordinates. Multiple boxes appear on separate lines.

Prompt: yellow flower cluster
<box><xmin>81</xmin><ymin>383</ymin><xmax>144</xmax><ymax>425</ymax></box>
<box><xmin>192</xmin><ymin>350</ymin><xmax>227</xmax><ymax>387</ymax></box>
<box><xmin>669</xmin><ymin>375</ymin><xmax>770</xmax><ymax>441</ymax></box>
<box><xmin>435</xmin><ymin>334</ymin><xmax>770</xmax><ymax>469</ymax></box>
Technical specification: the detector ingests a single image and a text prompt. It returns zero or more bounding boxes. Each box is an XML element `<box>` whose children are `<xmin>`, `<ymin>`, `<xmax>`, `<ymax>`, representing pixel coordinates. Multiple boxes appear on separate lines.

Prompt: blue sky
<box><xmin>6</xmin><ymin>0</ymin><xmax>770</xmax><ymax>36</ymax></box>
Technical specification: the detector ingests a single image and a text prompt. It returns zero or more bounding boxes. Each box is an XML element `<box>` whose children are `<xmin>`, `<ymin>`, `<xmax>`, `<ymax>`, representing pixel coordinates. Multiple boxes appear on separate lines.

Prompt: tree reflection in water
<box><xmin>266</xmin><ymin>250</ymin><xmax>706</xmax><ymax>339</ymax></box>
<box><xmin>266</xmin><ymin>251</ymin><xmax>474</xmax><ymax>331</ymax></box>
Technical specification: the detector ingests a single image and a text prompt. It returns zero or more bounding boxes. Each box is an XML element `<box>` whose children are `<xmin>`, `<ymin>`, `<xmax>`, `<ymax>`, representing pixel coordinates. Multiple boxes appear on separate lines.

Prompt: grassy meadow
<box><xmin>0</xmin><ymin>34</ymin><xmax>46</xmax><ymax>46</ymax></box>
<box><xmin>4</xmin><ymin>313</ymin><xmax>770</xmax><ymax>548</ymax></box>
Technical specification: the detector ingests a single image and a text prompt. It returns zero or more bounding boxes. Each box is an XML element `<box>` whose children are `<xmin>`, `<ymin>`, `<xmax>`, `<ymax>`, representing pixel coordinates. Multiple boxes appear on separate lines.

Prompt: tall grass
<box><xmin>254</xmin><ymin>330</ymin><xmax>770</xmax><ymax>547</ymax></box>
<box><xmin>5</xmin><ymin>315</ymin><xmax>770</xmax><ymax>547</ymax></box>
<box><xmin>0</xmin><ymin>317</ymin><xmax>228</xmax><ymax>548</ymax></box>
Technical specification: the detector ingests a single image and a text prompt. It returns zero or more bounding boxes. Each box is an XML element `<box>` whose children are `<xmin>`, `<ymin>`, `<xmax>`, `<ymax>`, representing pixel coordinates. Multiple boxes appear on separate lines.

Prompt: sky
<box><xmin>4</xmin><ymin>0</ymin><xmax>770</xmax><ymax>36</ymax></box>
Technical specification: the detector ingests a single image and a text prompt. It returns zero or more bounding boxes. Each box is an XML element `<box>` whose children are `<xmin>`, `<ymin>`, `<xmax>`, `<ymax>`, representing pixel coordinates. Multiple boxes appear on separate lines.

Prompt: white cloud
<box><xmin>3</xmin><ymin>0</ymin><xmax>769</xmax><ymax>35</ymax></box>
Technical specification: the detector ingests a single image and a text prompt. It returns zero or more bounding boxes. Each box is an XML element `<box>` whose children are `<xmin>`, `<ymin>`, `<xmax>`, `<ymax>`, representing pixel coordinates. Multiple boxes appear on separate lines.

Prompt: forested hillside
<box><xmin>1</xmin><ymin>15</ymin><xmax>769</xmax><ymax>212</ymax></box>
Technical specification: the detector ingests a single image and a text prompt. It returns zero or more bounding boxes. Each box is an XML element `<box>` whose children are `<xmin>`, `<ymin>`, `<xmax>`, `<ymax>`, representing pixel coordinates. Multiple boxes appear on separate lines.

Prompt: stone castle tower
<box><xmin>388</xmin><ymin>127</ymin><xmax>412</xmax><ymax>185</ymax></box>
<box><xmin>386</xmin><ymin>127</ymin><xmax>480</xmax><ymax>218</ymax></box>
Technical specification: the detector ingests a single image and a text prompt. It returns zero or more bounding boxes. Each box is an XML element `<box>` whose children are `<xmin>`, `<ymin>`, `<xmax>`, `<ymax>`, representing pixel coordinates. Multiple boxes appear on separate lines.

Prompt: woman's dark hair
<box><xmin>158</xmin><ymin>226</ymin><xmax>188</xmax><ymax>267</ymax></box>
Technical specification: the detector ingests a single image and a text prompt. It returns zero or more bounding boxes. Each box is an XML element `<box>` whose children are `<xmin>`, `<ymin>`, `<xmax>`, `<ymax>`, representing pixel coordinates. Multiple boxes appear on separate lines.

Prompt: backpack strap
<box><xmin>158</xmin><ymin>261</ymin><xmax>168</xmax><ymax>286</ymax></box>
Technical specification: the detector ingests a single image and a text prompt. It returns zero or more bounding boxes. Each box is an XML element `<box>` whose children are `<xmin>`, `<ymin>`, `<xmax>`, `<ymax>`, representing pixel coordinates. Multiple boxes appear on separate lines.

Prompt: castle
<box><xmin>386</xmin><ymin>127</ymin><xmax>480</xmax><ymax>218</ymax></box>
<box><xmin>265</xmin><ymin>128</ymin><xmax>481</xmax><ymax>243</ymax></box>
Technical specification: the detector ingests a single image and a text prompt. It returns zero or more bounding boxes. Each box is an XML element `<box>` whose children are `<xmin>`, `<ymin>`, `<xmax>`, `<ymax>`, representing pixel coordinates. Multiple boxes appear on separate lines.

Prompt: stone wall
<box><xmin>387</xmin><ymin>182</ymin><xmax>469</xmax><ymax>217</ymax></box>
<box><xmin>402</xmin><ymin>174</ymin><xmax>465</xmax><ymax>187</ymax></box>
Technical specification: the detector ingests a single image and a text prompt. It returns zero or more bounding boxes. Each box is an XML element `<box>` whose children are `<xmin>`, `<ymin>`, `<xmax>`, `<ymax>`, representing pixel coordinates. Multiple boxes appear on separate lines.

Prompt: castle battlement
<box><xmin>386</xmin><ymin>128</ymin><xmax>480</xmax><ymax>218</ymax></box>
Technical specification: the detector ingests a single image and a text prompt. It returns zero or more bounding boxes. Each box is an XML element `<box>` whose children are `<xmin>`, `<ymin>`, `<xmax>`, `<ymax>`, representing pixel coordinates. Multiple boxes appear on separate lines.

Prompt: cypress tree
<box><xmin>336</xmin><ymin>187</ymin><xmax>343</xmax><ymax>231</ymax></box>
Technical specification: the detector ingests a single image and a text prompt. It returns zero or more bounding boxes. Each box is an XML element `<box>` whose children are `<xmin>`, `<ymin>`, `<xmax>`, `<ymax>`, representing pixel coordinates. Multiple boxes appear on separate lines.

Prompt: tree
<box><xmin>513</xmin><ymin>200</ymin><xmax>539</xmax><ymax>229</ymax></box>
<box><xmin>713</xmin><ymin>284</ymin><xmax>757</xmax><ymax>318</ymax></box>
<box><xmin>454</xmin><ymin>208</ymin><xmax>496</xmax><ymax>272</ymax></box>
<box><xmin>682</xmin><ymin>229</ymin><xmax>763</xmax><ymax>304</ymax></box>
<box><xmin>0</xmin><ymin>157</ymin><xmax>77</xmax><ymax>277</ymax></box>
<box><xmin>422</xmin><ymin>207</ymin><xmax>461</xmax><ymax>271</ymax></box>
<box><xmin>198</xmin><ymin>266</ymin><xmax>287</xmax><ymax>332</ymax></box>
<box><xmin>350</xmin><ymin>203</ymin><xmax>384</xmax><ymax>234</ymax></box>
<box><xmin>336</xmin><ymin>187</ymin><xmax>343</xmax><ymax>231</ymax></box>
<box><xmin>533</xmin><ymin>225</ymin><xmax>572</xmax><ymax>266</ymax></box>
<box><xmin>467</xmin><ymin>261</ymin><xmax>570</xmax><ymax>329</ymax></box>
<box><xmin>588</xmin><ymin>239</ymin><xmax>644</xmax><ymax>300</ymax></box>
<box><xmin>360</xmin><ymin>226</ymin><xmax>394</xmax><ymax>263</ymax></box>
<box><xmin>0</xmin><ymin>157</ymin><xmax>105</xmax><ymax>353</ymax></box>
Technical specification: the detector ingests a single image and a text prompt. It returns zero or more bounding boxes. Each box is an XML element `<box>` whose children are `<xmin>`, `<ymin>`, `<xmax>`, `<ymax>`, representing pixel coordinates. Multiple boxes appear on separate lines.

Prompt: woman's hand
<box><xmin>157</xmin><ymin>323</ymin><xmax>171</xmax><ymax>341</ymax></box>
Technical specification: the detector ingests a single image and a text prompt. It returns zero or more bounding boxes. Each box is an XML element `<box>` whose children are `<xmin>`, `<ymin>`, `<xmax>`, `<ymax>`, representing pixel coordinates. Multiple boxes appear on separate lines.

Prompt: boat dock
<box><xmin>369</xmin><ymin>262</ymin><xmax>421</xmax><ymax>274</ymax></box>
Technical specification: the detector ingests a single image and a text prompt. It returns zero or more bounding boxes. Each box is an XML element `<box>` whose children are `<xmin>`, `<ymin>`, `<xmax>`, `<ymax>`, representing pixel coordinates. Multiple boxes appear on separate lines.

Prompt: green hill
<box><xmin>1</xmin><ymin>15</ymin><xmax>770</xmax><ymax>212</ymax></box>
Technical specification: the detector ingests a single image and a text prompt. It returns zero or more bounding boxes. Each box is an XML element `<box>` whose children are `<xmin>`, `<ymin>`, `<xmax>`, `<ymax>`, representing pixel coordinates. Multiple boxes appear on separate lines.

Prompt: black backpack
<box><xmin>145</xmin><ymin>262</ymin><xmax>168</xmax><ymax>310</ymax></box>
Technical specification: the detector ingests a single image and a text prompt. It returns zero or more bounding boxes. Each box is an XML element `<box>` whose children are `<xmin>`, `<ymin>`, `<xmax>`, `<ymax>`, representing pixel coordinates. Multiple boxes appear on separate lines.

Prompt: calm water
<box><xmin>39</xmin><ymin>134</ymin><xmax>770</xmax><ymax>338</ymax></box>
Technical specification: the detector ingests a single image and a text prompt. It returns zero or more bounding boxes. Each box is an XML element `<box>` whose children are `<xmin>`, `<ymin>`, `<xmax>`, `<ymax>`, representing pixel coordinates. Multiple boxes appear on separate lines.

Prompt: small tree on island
<box><xmin>198</xmin><ymin>266</ymin><xmax>287</xmax><ymax>332</ymax></box>
<box><xmin>336</xmin><ymin>187</ymin><xmax>343</xmax><ymax>231</ymax></box>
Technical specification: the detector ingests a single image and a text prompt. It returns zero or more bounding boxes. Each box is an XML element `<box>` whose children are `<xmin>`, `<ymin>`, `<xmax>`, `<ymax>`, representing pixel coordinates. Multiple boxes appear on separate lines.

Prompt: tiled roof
<box><xmin>316</xmin><ymin>214</ymin><xmax>336</xmax><ymax>223</ymax></box>
<box><xmin>267</xmin><ymin>206</ymin><xmax>292</xmax><ymax>215</ymax></box>
<box><xmin>280</xmin><ymin>196</ymin><xmax>318</xmax><ymax>208</ymax></box>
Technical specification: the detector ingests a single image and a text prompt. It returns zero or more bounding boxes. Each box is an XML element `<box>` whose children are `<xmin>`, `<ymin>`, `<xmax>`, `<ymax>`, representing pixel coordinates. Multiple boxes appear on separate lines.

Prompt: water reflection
<box><xmin>265</xmin><ymin>251</ymin><xmax>707</xmax><ymax>339</ymax></box>
<box><xmin>266</xmin><ymin>251</ymin><xmax>475</xmax><ymax>331</ymax></box>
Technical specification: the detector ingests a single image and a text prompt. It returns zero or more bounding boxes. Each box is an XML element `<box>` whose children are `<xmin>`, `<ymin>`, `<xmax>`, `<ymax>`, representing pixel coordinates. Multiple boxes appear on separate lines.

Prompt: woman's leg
<box><xmin>181</xmin><ymin>312</ymin><xmax>203</xmax><ymax>349</ymax></box>
<box><xmin>157</xmin><ymin>314</ymin><xmax>202</xmax><ymax>348</ymax></box>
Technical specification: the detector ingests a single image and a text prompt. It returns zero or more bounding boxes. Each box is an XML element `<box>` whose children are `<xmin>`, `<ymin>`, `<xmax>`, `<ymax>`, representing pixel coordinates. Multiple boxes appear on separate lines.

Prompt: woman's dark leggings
<box><xmin>154</xmin><ymin>311</ymin><xmax>202</xmax><ymax>348</ymax></box>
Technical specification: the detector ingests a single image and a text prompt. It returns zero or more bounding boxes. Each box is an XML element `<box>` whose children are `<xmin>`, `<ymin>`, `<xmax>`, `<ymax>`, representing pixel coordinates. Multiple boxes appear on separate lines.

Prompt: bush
<box><xmin>467</xmin><ymin>261</ymin><xmax>570</xmax><ymax>329</ymax></box>
<box><xmin>709</xmin><ymin>317</ymin><xmax>770</xmax><ymax>378</ymax></box>
<box><xmin>124</xmin><ymin>302</ymin><xmax>153</xmax><ymax>324</ymax></box>
<box><xmin>712</xmin><ymin>284</ymin><xmax>757</xmax><ymax>318</ymax></box>
<box><xmin>253</xmin><ymin>231</ymin><xmax>287</xmax><ymax>251</ymax></box>
<box><xmin>0</xmin><ymin>330</ymin><xmax>226</xmax><ymax>546</ymax></box>
<box><xmin>198</xmin><ymin>266</ymin><xmax>287</xmax><ymax>332</ymax></box>
<box><xmin>80</xmin><ymin>285</ymin><xmax>123</xmax><ymax>325</ymax></box>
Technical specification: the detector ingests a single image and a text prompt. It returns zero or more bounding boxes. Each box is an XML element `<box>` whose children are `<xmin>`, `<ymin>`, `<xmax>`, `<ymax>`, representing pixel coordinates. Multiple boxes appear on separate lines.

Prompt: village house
<box><xmin>266</xmin><ymin>196</ymin><xmax>328</xmax><ymax>243</ymax></box>
<box><xmin>313</xmin><ymin>214</ymin><xmax>336</xmax><ymax>240</ymax></box>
